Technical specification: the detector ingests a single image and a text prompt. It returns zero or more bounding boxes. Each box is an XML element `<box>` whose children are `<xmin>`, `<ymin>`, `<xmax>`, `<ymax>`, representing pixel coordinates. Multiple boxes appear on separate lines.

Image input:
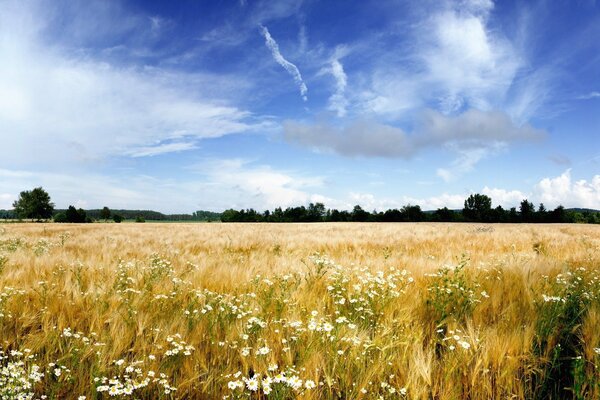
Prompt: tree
<box><xmin>12</xmin><ymin>187</ymin><xmax>54</xmax><ymax>221</ymax></box>
<box><xmin>537</xmin><ymin>203</ymin><xmax>547</xmax><ymax>223</ymax></box>
<box><xmin>351</xmin><ymin>205</ymin><xmax>370</xmax><ymax>222</ymax></box>
<box><xmin>433</xmin><ymin>207</ymin><xmax>455</xmax><ymax>222</ymax></box>
<box><xmin>100</xmin><ymin>206</ymin><xmax>111</xmax><ymax>222</ymax></box>
<box><xmin>519</xmin><ymin>199</ymin><xmax>535</xmax><ymax>222</ymax></box>
<box><xmin>53</xmin><ymin>212</ymin><xmax>67</xmax><ymax>223</ymax></box>
<box><xmin>549</xmin><ymin>205</ymin><xmax>566</xmax><ymax>223</ymax></box>
<box><xmin>113</xmin><ymin>214</ymin><xmax>124</xmax><ymax>223</ymax></box>
<box><xmin>306</xmin><ymin>203</ymin><xmax>326</xmax><ymax>222</ymax></box>
<box><xmin>401</xmin><ymin>204</ymin><xmax>424</xmax><ymax>222</ymax></box>
<box><xmin>65</xmin><ymin>205</ymin><xmax>87</xmax><ymax>223</ymax></box>
<box><xmin>463</xmin><ymin>194</ymin><xmax>492</xmax><ymax>222</ymax></box>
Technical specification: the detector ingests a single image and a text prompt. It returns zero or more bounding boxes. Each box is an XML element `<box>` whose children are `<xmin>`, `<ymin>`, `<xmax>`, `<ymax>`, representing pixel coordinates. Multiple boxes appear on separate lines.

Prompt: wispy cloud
<box><xmin>578</xmin><ymin>91</ymin><xmax>600</xmax><ymax>100</ymax></box>
<box><xmin>327</xmin><ymin>49</ymin><xmax>348</xmax><ymax>117</ymax></box>
<box><xmin>0</xmin><ymin>1</ymin><xmax>263</xmax><ymax>168</ymax></box>
<box><xmin>260</xmin><ymin>25</ymin><xmax>308</xmax><ymax>101</ymax></box>
<box><xmin>437</xmin><ymin>147</ymin><xmax>494</xmax><ymax>182</ymax></box>
<box><xmin>124</xmin><ymin>141</ymin><xmax>198</xmax><ymax>158</ymax></box>
<box><xmin>548</xmin><ymin>154</ymin><xmax>572</xmax><ymax>166</ymax></box>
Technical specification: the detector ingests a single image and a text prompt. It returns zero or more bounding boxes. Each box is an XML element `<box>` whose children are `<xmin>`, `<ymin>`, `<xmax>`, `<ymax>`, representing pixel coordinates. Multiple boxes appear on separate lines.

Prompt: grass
<box><xmin>0</xmin><ymin>222</ymin><xmax>599</xmax><ymax>399</ymax></box>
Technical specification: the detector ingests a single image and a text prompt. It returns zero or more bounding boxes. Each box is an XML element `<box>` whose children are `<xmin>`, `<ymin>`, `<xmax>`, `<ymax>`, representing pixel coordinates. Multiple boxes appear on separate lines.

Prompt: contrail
<box><xmin>260</xmin><ymin>25</ymin><xmax>308</xmax><ymax>101</ymax></box>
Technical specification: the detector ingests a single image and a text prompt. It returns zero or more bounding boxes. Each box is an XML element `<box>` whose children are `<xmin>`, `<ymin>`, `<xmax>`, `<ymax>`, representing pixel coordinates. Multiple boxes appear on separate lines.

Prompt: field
<box><xmin>1</xmin><ymin>222</ymin><xmax>600</xmax><ymax>399</ymax></box>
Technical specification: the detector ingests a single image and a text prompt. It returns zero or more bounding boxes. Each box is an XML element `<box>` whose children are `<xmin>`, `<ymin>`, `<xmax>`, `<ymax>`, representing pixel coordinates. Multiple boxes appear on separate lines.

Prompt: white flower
<box><xmin>228</xmin><ymin>380</ymin><xmax>241</xmax><ymax>390</ymax></box>
<box><xmin>246</xmin><ymin>377</ymin><xmax>259</xmax><ymax>391</ymax></box>
<box><xmin>459</xmin><ymin>341</ymin><xmax>471</xmax><ymax>350</ymax></box>
<box><xmin>305</xmin><ymin>380</ymin><xmax>316</xmax><ymax>389</ymax></box>
<box><xmin>256</xmin><ymin>346</ymin><xmax>270</xmax><ymax>355</ymax></box>
<box><xmin>287</xmin><ymin>375</ymin><xmax>303</xmax><ymax>390</ymax></box>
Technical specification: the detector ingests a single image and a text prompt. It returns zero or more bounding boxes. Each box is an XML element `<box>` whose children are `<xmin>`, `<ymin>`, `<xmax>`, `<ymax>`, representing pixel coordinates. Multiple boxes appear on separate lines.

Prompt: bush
<box><xmin>113</xmin><ymin>215</ymin><xmax>124</xmax><ymax>223</ymax></box>
<box><xmin>53</xmin><ymin>212</ymin><xmax>67</xmax><ymax>223</ymax></box>
<box><xmin>135</xmin><ymin>216</ymin><xmax>145</xmax><ymax>223</ymax></box>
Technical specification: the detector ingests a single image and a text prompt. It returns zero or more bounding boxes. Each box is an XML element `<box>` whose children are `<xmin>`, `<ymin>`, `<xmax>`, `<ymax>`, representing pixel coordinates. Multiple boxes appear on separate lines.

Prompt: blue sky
<box><xmin>0</xmin><ymin>0</ymin><xmax>599</xmax><ymax>212</ymax></box>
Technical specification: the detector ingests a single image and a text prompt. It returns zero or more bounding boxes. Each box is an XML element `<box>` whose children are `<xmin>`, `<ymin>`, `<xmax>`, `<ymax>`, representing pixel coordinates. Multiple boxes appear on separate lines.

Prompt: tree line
<box><xmin>221</xmin><ymin>194</ymin><xmax>600</xmax><ymax>224</ymax></box>
<box><xmin>3</xmin><ymin>187</ymin><xmax>599</xmax><ymax>224</ymax></box>
<box><xmin>3</xmin><ymin>187</ymin><xmax>221</xmax><ymax>222</ymax></box>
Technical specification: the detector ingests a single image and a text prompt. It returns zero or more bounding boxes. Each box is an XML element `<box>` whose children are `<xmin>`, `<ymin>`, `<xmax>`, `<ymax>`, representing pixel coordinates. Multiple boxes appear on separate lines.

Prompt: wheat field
<box><xmin>1</xmin><ymin>222</ymin><xmax>600</xmax><ymax>399</ymax></box>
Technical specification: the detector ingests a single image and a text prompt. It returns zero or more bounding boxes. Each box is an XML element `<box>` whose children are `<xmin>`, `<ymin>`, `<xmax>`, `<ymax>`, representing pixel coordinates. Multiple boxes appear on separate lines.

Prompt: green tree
<box><xmin>112</xmin><ymin>214</ymin><xmax>124</xmax><ymax>223</ymax></box>
<box><xmin>65</xmin><ymin>205</ymin><xmax>87</xmax><ymax>223</ymax></box>
<box><xmin>12</xmin><ymin>187</ymin><xmax>54</xmax><ymax>221</ymax></box>
<box><xmin>53</xmin><ymin>212</ymin><xmax>67</xmax><ymax>223</ymax></box>
<box><xmin>351</xmin><ymin>205</ymin><xmax>370</xmax><ymax>222</ymax></box>
<box><xmin>306</xmin><ymin>202</ymin><xmax>326</xmax><ymax>222</ymax></box>
<box><xmin>519</xmin><ymin>199</ymin><xmax>535</xmax><ymax>222</ymax></box>
<box><xmin>434</xmin><ymin>207</ymin><xmax>455</xmax><ymax>222</ymax></box>
<box><xmin>462</xmin><ymin>194</ymin><xmax>492</xmax><ymax>222</ymax></box>
<box><xmin>401</xmin><ymin>204</ymin><xmax>424</xmax><ymax>222</ymax></box>
<box><xmin>100</xmin><ymin>206</ymin><xmax>111</xmax><ymax>222</ymax></box>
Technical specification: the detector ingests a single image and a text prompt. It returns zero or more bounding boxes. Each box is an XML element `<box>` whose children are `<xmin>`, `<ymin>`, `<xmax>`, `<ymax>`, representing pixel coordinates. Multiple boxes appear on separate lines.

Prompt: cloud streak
<box><xmin>578</xmin><ymin>91</ymin><xmax>600</xmax><ymax>100</ymax></box>
<box><xmin>260</xmin><ymin>25</ymin><xmax>308</xmax><ymax>101</ymax></box>
<box><xmin>326</xmin><ymin>47</ymin><xmax>349</xmax><ymax>117</ymax></box>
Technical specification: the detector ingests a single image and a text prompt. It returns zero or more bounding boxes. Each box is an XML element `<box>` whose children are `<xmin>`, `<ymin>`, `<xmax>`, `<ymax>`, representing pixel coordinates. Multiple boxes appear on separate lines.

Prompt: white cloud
<box><xmin>534</xmin><ymin>169</ymin><xmax>600</xmax><ymax>209</ymax></box>
<box><xmin>347</xmin><ymin>192</ymin><xmax>465</xmax><ymax>211</ymax></box>
<box><xmin>480</xmin><ymin>170</ymin><xmax>600</xmax><ymax>209</ymax></box>
<box><xmin>481</xmin><ymin>187</ymin><xmax>527</xmax><ymax>208</ymax></box>
<box><xmin>0</xmin><ymin>162</ymin><xmax>327</xmax><ymax>213</ymax></box>
<box><xmin>125</xmin><ymin>141</ymin><xmax>199</xmax><ymax>158</ymax></box>
<box><xmin>344</xmin><ymin>171</ymin><xmax>600</xmax><ymax>211</ymax></box>
<box><xmin>422</xmin><ymin>4</ymin><xmax>521</xmax><ymax>113</ymax></box>
<box><xmin>260</xmin><ymin>25</ymin><xmax>308</xmax><ymax>101</ymax></box>
<box><xmin>0</xmin><ymin>1</ymin><xmax>262</xmax><ymax>167</ymax></box>
<box><xmin>361</xmin><ymin>0</ymin><xmax>523</xmax><ymax>121</ymax></box>
<box><xmin>200</xmin><ymin>159</ymin><xmax>324</xmax><ymax>209</ymax></box>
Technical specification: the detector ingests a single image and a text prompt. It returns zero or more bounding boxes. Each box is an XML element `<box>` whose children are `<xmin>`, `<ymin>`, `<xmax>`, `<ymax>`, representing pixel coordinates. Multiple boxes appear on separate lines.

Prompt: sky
<box><xmin>0</xmin><ymin>0</ymin><xmax>599</xmax><ymax>213</ymax></box>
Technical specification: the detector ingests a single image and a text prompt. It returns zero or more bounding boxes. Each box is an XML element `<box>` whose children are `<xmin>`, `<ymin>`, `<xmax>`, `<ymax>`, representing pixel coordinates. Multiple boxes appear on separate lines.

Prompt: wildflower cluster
<box><xmin>426</xmin><ymin>257</ymin><xmax>483</xmax><ymax>323</ymax></box>
<box><xmin>224</xmin><ymin>365</ymin><xmax>318</xmax><ymax>397</ymax></box>
<box><xmin>95</xmin><ymin>359</ymin><xmax>176</xmax><ymax>396</ymax></box>
<box><xmin>327</xmin><ymin>263</ymin><xmax>414</xmax><ymax>327</ymax></box>
<box><xmin>439</xmin><ymin>328</ymin><xmax>478</xmax><ymax>352</ymax></box>
<box><xmin>0</xmin><ymin>348</ymin><xmax>43</xmax><ymax>400</ymax></box>
<box><xmin>164</xmin><ymin>334</ymin><xmax>195</xmax><ymax>357</ymax></box>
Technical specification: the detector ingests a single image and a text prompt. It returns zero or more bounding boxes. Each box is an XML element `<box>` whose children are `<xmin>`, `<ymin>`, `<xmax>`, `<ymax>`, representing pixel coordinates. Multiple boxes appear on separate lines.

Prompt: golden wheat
<box><xmin>0</xmin><ymin>222</ymin><xmax>599</xmax><ymax>399</ymax></box>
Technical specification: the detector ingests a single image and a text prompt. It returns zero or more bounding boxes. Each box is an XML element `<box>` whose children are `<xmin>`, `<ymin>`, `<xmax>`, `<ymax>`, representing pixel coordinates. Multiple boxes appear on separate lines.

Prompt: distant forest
<box><xmin>2</xmin><ymin>193</ymin><xmax>599</xmax><ymax>224</ymax></box>
<box><xmin>0</xmin><ymin>209</ymin><xmax>221</xmax><ymax>222</ymax></box>
<box><xmin>221</xmin><ymin>195</ymin><xmax>600</xmax><ymax>224</ymax></box>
